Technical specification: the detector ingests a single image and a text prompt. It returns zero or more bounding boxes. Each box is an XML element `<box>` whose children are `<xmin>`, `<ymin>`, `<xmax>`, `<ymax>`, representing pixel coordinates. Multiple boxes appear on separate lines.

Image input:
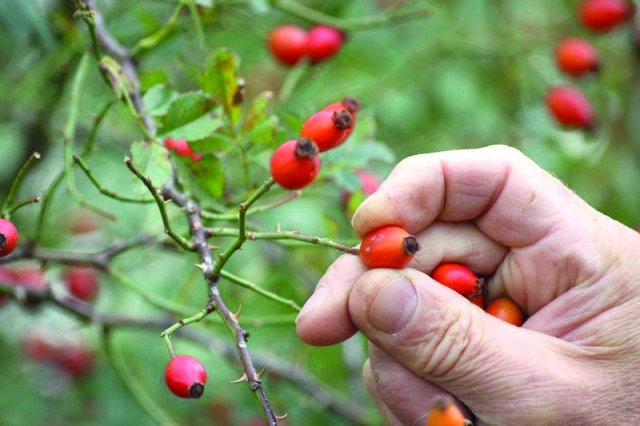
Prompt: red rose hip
<box><xmin>300</xmin><ymin>109</ymin><xmax>353</xmax><ymax>152</ymax></box>
<box><xmin>65</xmin><ymin>266</ymin><xmax>99</xmax><ymax>302</ymax></box>
<box><xmin>268</xmin><ymin>25</ymin><xmax>308</xmax><ymax>66</ymax></box>
<box><xmin>546</xmin><ymin>85</ymin><xmax>595</xmax><ymax>131</ymax></box>
<box><xmin>0</xmin><ymin>219</ymin><xmax>18</xmax><ymax>257</ymax></box>
<box><xmin>555</xmin><ymin>37</ymin><xmax>599</xmax><ymax>77</ymax></box>
<box><xmin>486</xmin><ymin>297</ymin><xmax>524</xmax><ymax>326</ymax></box>
<box><xmin>307</xmin><ymin>25</ymin><xmax>344</xmax><ymax>63</ymax></box>
<box><xmin>360</xmin><ymin>226</ymin><xmax>420</xmax><ymax>269</ymax></box>
<box><xmin>165</xmin><ymin>355</ymin><xmax>207</xmax><ymax>398</ymax></box>
<box><xmin>579</xmin><ymin>0</ymin><xmax>633</xmax><ymax>33</ymax></box>
<box><xmin>270</xmin><ymin>138</ymin><xmax>320</xmax><ymax>190</ymax></box>
<box><xmin>430</xmin><ymin>263</ymin><xmax>481</xmax><ymax>298</ymax></box>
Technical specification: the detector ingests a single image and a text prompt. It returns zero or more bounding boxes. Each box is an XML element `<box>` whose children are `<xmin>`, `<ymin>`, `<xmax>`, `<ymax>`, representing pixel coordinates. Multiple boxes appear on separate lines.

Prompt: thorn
<box><xmin>276</xmin><ymin>223</ymin><xmax>281</xmax><ymax>232</ymax></box>
<box><xmin>230</xmin><ymin>372</ymin><xmax>248</xmax><ymax>384</ymax></box>
<box><xmin>247</xmin><ymin>232</ymin><xmax>256</xmax><ymax>240</ymax></box>
<box><xmin>255</xmin><ymin>366</ymin><xmax>266</xmax><ymax>381</ymax></box>
<box><xmin>124</xmin><ymin>156</ymin><xmax>131</xmax><ymax>164</ymax></box>
<box><xmin>275</xmin><ymin>414</ymin><xmax>288</xmax><ymax>421</ymax></box>
<box><xmin>195</xmin><ymin>263</ymin><xmax>207</xmax><ymax>272</ymax></box>
<box><xmin>232</xmin><ymin>304</ymin><xmax>242</xmax><ymax>321</ymax></box>
<box><xmin>32</xmin><ymin>152</ymin><xmax>41</xmax><ymax>160</ymax></box>
<box><xmin>207</xmin><ymin>244</ymin><xmax>221</xmax><ymax>250</ymax></box>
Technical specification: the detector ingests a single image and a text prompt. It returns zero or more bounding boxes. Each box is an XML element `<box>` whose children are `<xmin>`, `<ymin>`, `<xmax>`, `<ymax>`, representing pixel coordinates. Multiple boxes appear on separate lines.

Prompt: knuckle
<box><xmin>484</xmin><ymin>144</ymin><xmax>525</xmax><ymax>161</ymax></box>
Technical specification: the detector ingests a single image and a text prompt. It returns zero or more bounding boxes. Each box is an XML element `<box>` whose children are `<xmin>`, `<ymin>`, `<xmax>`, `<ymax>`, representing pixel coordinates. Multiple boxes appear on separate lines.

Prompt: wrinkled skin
<box><xmin>296</xmin><ymin>145</ymin><xmax>640</xmax><ymax>425</ymax></box>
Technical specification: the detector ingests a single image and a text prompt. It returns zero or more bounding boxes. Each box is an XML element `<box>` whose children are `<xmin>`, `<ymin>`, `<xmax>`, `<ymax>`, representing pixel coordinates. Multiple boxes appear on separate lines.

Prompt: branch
<box><xmin>206</xmin><ymin>227</ymin><xmax>359</xmax><ymax>255</ymax></box>
<box><xmin>200</xmin><ymin>190</ymin><xmax>301</xmax><ymax>221</ymax></box>
<box><xmin>1</xmin><ymin>152</ymin><xmax>41</xmax><ymax>219</ymax></box>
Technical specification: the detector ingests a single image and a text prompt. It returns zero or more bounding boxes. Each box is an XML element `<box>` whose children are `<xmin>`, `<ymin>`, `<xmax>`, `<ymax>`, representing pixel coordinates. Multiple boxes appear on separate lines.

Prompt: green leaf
<box><xmin>130</xmin><ymin>141</ymin><xmax>172</xmax><ymax>196</ymax></box>
<box><xmin>242</xmin><ymin>92</ymin><xmax>278</xmax><ymax>144</ymax></box>
<box><xmin>248</xmin><ymin>0</ymin><xmax>270</xmax><ymax>14</ymax></box>
<box><xmin>142</xmin><ymin>84</ymin><xmax>177</xmax><ymax>117</ymax></box>
<box><xmin>333</xmin><ymin>169</ymin><xmax>361</xmax><ymax>192</ymax></box>
<box><xmin>349</xmin><ymin>141</ymin><xmax>396</xmax><ymax>165</ymax></box>
<box><xmin>175</xmin><ymin>154</ymin><xmax>225</xmax><ymax>199</ymax></box>
<box><xmin>159</xmin><ymin>92</ymin><xmax>223</xmax><ymax>141</ymax></box>
<box><xmin>200</xmin><ymin>48</ymin><xmax>242</xmax><ymax>124</ymax></box>
<box><xmin>189</xmin><ymin>134</ymin><xmax>233</xmax><ymax>152</ymax></box>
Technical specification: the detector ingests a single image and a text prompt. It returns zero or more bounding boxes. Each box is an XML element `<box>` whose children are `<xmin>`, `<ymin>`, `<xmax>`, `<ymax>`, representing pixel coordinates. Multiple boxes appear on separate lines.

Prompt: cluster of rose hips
<box><xmin>270</xmin><ymin>96</ymin><xmax>360</xmax><ymax>189</ymax></box>
<box><xmin>546</xmin><ymin>0</ymin><xmax>635</xmax><ymax>131</ymax></box>
<box><xmin>164</xmin><ymin>136</ymin><xmax>202</xmax><ymax>162</ymax></box>
<box><xmin>22</xmin><ymin>333</ymin><xmax>96</xmax><ymax>379</ymax></box>
<box><xmin>268</xmin><ymin>24</ymin><xmax>345</xmax><ymax>66</ymax></box>
<box><xmin>360</xmin><ymin>226</ymin><xmax>524</xmax><ymax>327</ymax></box>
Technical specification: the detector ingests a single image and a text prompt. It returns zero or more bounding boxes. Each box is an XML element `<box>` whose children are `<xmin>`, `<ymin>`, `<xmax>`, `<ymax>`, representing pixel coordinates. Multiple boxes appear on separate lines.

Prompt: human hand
<box><xmin>296</xmin><ymin>145</ymin><xmax>640</xmax><ymax>425</ymax></box>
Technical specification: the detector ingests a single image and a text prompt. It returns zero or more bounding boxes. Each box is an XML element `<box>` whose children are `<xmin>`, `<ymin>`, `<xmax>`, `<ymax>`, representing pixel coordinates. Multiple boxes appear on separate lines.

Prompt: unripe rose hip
<box><xmin>546</xmin><ymin>85</ymin><xmax>595</xmax><ymax>131</ymax></box>
<box><xmin>425</xmin><ymin>395</ymin><xmax>466</xmax><ymax>426</ymax></box>
<box><xmin>307</xmin><ymin>25</ymin><xmax>344</xmax><ymax>63</ymax></box>
<box><xmin>0</xmin><ymin>219</ymin><xmax>18</xmax><ymax>257</ymax></box>
<box><xmin>268</xmin><ymin>25</ymin><xmax>308</xmax><ymax>66</ymax></box>
<box><xmin>300</xmin><ymin>109</ymin><xmax>353</xmax><ymax>152</ymax></box>
<box><xmin>555</xmin><ymin>37</ymin><xmax>600</xmax><ymax>77</ymax></box>
<box><xmin>270</xmin><ymin>138</ymin><xmax>320</xmax><ymax>190</ymax></box>
<box><xmin>485</xmin><ymin>297</ymin><xmax>524</xmax><ymax>326</ymax></box>
<box><xmin>430</xmin><ymin>263</ymin><xmax>481</xmax><ymax>298</ymax></box>
<box><xmin>579</xmin><ymin>0</ymin><xmax>633</xmax><ymax>33</ymax></box>
<box><xmin>360</xmin><ymin>226</ymin><xmax>419</xmax><ymax>269</ymax></box>
<box><xmin>165</xmin><ymin>355</ymin><xmax>208</xmax><ymax>398</ymax></box>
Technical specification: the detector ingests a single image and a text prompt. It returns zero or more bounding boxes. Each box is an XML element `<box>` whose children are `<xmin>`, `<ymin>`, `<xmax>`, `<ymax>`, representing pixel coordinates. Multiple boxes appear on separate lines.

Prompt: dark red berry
<box><xmin>300</xmin><ymin>109</ymin><xmax>353</xmax><ymax>152</ymax></box>
<box><xmin>431</xmin><ymin>263</ymin><xmax>480</xmax><ymax>297</ymax></box>
<box><xmin>555</xmin><ymin>37</ymin><xmax>599</xmax><ymax>77</ymax></box>
<box><xmin>307</xmin><ymin>25</ymin><xmax>344</xmax><ymax>63</ymax></box>
<box><xmin>546</xmin><ymin>85</ymin><xmax>595</xmax><ymax>131</ymax></box>
<box><xmin>165</xmin><ymin>355</ymin><xmax>207</xmax><ymax>398</ymax></box>
<box><xmin>268</xmin><ymin>25</ymin><xmax>308</xmax><ymax>66</ymax></box>
<box><xmin>270</xmin><ymin>138</ymin><xmax>320</xmax><ymax>190</ymax></box>
<box><xmin>0</xmin><ymin>219</ymin><xmax>18</xmax><ymax>257</ymax></box>
<box><xmin>579</xmin><ymin>0</ymin><xmax>633</xmax><ymax>33</ymax></box>
<box><xmin>65</xmin><ymin>266</ymin><xmax>99</xmax><ymax>302</ymax></box>
<box><xmin>360</xmin><ymin>226</ymin><xmax>420</xmax><ymax>269</ymax></box>
<box><xmin>58</xmin><ymin>345</ymin><xmax>96</xmax><ymax>378</ymax></box>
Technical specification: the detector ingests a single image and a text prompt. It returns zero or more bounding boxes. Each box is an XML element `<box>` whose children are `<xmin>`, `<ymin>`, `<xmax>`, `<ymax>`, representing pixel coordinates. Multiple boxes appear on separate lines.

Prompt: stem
<box><xmin>1</xmin><ymin>152</ymin><xmax>41</xmax><ymax>219</ymax></box>
<box><xmin>221</xmin><ymin>270</ymin><xmax>301</xmax><ymax>311</ymax></box>
<box><xmin>124</xmin><ymin>157</ymin><xmax>193</xmax><ymax>251</ymax></box>
<box><xmin>131</xmin><ymin>1</ymin><xmax>187</xmax><ymax>56</ymax></box>
<box><xmin>5</xmin><ymin>197</ymin><xmax>41</xmax><ymax>216</ymax></box>
<box><xmin>85</xmin><ymin>99</ymin><xmax>116</xmax><ymax>155</ymax></box>
<box><xmin>161</xmin><ymin>303</ymin><xmax>215</xmax><ymax>357</ymax></box>
<box><xmin>210</xmin><ymin>179</ymin><xmax>276</xmax><ymax>283</ymax></box>
<box><xmin>201</xmin><ymin>190</ymin><xmax>301</xmax><ymax>221</ymax></box>
<box><xmin>208</xmin><ymin>228</ymin><xmax>359</xmax><ymax>255</ymax></box>
<box><xmin>101</xmin><ymin>329</ymin><xmax>180</xmax><ymax>426</ymax></box>
<box><xmin>74</xmin><ymin>155</ymin><xmax>154</xmax><ymax>203</ymax></box>
<box><xmin>278</xmin><ymin>61</ymin><xmax>310</xmax><ymax>104</ymax></box>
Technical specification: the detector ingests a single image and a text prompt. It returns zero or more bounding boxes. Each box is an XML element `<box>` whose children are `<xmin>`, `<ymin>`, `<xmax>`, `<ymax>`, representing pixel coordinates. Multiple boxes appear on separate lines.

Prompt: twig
<box><xmin>1</xmin><ymin>152</ymin><xmax>41</xmax><ymax>219</ymax></box>
<box><xmin>221</xmin><ymin>270</ymin><xmax>301</xmax><ymax>311</ymax></box>
<box><xmin>201</xmin><ymin>190</ymin><xmax>301</xmax><ymax>221</ymax></box>
<box><xmin>5</xmin><ymin>196</ymin><xmax>41</xmax><ymax>216</ymax></box>
<box><xmin>74</xmin><ymin>155</ymin><xmax>155</xmax><ymax>203</ymax></box>
<box><xmin>207</xmin><ymin>227</ymin><xmax>359</xmax><ymax>255</ymax></box>
<box><xmin>131</xmin><ymin>0</ymin><xmax>187</xmax><ymax>56</ymax></box>
<box><xmin>124</xmin><ymin>157</ymin><xmax>193</xmax><ymax>251</ymax></box>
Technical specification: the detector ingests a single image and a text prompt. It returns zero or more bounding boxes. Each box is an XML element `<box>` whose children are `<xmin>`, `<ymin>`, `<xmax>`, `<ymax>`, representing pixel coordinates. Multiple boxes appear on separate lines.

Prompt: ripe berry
<box><xmin>0</xmin><ymin>218</ymin><xmax>19</xmax><ymax>257</ymax></box>
<box><xmin>360</xmin><ymin>226</ymin><xmax>420</xmax><ymax>269</ymax></box>
<box><xmin>322</xmin><ymin>96</ymin><xmax>361</xmax><ymax>141</ymax></box>
<box><xmin>430</xmin><ymin>263</ymin><xmax>481</xmax><ymax>298</ymax></box>
<box><xmin>268</xmin><ymin>25</ymin><xmax>308</xmax><ymax>66</ymax></box>
<box><xmin>22</xmin><ymin>334</ymin><xmax>57</xmax><ymax>363</ymax></box>
<box><xmin>579</xmin><ymin>0</ymin><xmax>633</xmax><ymax>33</ymax></box>
<box><xmin>546</xmin><ymin>85</ymin><xmax>595</xmax><ymax>131</ymax></box>
<box><xmin>13</xmin><ymin>266</ymin><xmax>46</xmax><ymax>290</ymax></box>
<box><xmin>555</xmin><ymin>37</ymin><xmax>600</xmax><ymax>77</ymax></box>
<box><xmin>300</xmin><ymin>109</ymin><xmax>353</xmax><ymax>152</ymax></box>
<box><xmin>485</xmin><ymin>297</ymin><xmax>524</xmax><ymax>327</ymax></box>
<box><xmin>307</xmin><ymin>25</ymin><xmax>344</xmax><ymax>63</ymax></box>
<box><xmin>270</xmin><ymin>138</ymin><xmax>320</xmax><ymax>190</ymax></box>
<box><xmin>65</xmin><ymin>266</ymin><xmax>99</xmax><ymax>302</ymax></box>
<box><xmin>467</xmin><ymin>291</ymin><xmax>485</xmax><ymax>309</ymax></box>
<box><xmin>58</xmin><ymin>345</ymin><xmax>96</xmax><ymax>378</ymax></box>
<box><xmin>425</xmin><ymin>395</ymin><xmax>466</xmax><ymax>426</ymax></box>
<box><xmin>165</xmin><ymin>355</ymin><xmax>207</xmax><ymax>398</ymax></box>
<box><xmin>164</xmin><ymin>137</ymin><xmax>202</xmax><ymax>162</ymax></box>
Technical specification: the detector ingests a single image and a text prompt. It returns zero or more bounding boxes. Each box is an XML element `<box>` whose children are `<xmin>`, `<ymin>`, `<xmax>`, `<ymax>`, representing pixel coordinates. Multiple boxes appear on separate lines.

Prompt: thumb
<box><xmin>348</xmin><ymin>268</ymin><xmax>586</xmax><ymax>421</ymax></box>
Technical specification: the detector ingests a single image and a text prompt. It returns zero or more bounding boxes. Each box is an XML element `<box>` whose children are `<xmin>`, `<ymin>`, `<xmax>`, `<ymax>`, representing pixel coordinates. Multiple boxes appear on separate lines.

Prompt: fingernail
<box><xmin>296</xmin><ymin>286</ymin><xmax>327</xmax><ymax>323</ymax></box>
<box><xmin>368</xmin><ymin>278</ymin><xmax>417</xmax><ymax>334</ymax></box>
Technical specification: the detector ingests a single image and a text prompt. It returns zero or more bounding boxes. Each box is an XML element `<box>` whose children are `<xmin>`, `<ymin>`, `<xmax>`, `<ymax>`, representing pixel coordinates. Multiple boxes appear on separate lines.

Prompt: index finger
<box><xmin>353</xmin><ymin>145</ymin><xmax>587</xmax><ymax>248</ymax></box>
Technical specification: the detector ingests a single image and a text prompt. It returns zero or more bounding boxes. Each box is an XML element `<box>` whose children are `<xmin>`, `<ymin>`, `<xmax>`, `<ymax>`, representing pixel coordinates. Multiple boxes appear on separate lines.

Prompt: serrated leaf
<box><xmin>159</xmin><ymin>92</ymin><xmax>223</xmax><ymax>141</ymax></box>
<box><xmin>242</xmin><ymin>92</ymin><xmax>278</xmax><ymax>144</ymax></box>
<box><xmin>189</xmin><ymin>134</ymin><xmax>234</xmax><ymax>152</ymax></box>
<box><xmin>130</xmin><ymin>141</ymin><xmax>172</xmax><ymax>196</ymax></box>
<box><xmin>176</xmin><ymin>154</ymin><xmax>225</xmax><ymax>199</ymax></box>
<box><xmin>200</xmin><ymin>48</ymin><xmax>242</xmax><ymax>124</ymax></box>
<box><xmin>142</xmin><ymin>84</ymin><xmax>177</xmax><ymax>116</ymax></box>
<box><xmin>333</xmin><ymin>169</ymin><xmax>361</xmax><ymax>192</ymax></box>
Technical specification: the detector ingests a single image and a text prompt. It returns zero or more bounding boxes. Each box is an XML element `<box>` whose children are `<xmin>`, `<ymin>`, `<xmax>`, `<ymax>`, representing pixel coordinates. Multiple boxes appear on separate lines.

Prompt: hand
<box><xmin>295</xmin><ymin>145</ymin><xmax>640</xmax><ymax>425</ymax></box>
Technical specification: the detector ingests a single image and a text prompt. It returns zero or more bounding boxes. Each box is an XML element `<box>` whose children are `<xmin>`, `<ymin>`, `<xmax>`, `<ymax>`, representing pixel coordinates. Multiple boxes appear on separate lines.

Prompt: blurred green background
<box><xmin>0</xmin><ymin>0</ymin><xmax>639</xmax><ymax>425</ymax></box>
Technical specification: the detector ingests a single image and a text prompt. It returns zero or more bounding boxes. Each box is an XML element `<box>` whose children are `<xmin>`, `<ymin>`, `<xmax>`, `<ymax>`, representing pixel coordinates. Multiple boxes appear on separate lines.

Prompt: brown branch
<box><xmin>80</xmin><ymin>2</ymin><xmax>277</xmax><ymax>422</ymax></box>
